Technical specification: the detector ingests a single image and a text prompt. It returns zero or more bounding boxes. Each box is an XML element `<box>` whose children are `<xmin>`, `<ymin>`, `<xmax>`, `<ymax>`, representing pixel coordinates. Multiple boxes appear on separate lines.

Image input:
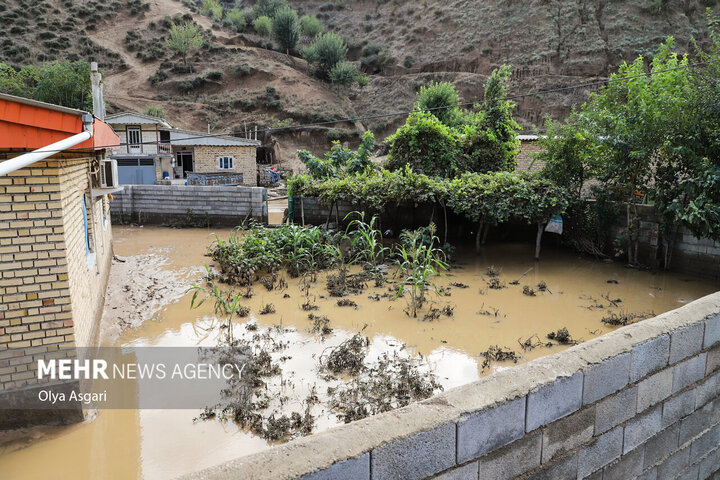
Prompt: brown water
<box><xmin>1</xmin><ymin>226</ymin><xmax>717</xmax><ymax>480</ymax></box>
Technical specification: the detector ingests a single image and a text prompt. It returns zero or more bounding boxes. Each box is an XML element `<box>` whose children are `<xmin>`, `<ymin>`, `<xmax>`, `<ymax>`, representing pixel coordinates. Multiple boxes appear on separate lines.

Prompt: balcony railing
<box><xmin>158</xmin><ymin>142</ymin><xmax>172</xmax><ymax>154</ymax></box>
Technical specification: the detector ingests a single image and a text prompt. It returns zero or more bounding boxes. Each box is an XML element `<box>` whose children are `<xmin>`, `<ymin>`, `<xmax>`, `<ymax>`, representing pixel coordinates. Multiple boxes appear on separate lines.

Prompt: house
<box><xmin>105</xmin><ymin>112</ymin><xmax>261</xmax><ymax>186</ymax></box>
<box><xmin>0</xmin><ymin>92</ymin><xmax>120</xmax><ymax>428</ymax></box>
<box><xmin>515</xmin><ymin>134</ymin><xmax>545</xmax><ymax>173</ymax></box>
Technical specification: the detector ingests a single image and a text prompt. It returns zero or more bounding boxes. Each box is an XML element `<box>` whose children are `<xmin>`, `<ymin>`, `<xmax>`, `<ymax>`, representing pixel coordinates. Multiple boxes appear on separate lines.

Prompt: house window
<box><xmin>127</xmin><ymin>126</ymin><xmax>142</xmax><ymax>153</ymax></box>
<box><xmin>218</xmin><ymin>156</ymin><xmax>234</xmax><ymax>170</ymax></box>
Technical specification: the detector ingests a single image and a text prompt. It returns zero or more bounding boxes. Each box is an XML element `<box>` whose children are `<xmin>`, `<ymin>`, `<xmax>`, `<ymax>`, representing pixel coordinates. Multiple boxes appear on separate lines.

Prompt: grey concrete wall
<box><xmin>110</xmin><ymin>185</ymin><xmax>267</xmax><ymax>226</ymax></box>
<box><xmin>183</xmin><ymin>292</ymin><xmax>720</xmax><ymax>480</ymax></box>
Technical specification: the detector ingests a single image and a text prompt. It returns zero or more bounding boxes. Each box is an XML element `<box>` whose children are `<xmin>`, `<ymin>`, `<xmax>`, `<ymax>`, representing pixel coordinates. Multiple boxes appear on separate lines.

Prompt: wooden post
<box><xmin>534</xmin><ymin>222</ymin><xmax>544</xmax><ymax>261</ymax></box>
<box><xmin>300</xmin><ymin>197</ymin><xmax>305</xmax><ymax>226</ymax></box>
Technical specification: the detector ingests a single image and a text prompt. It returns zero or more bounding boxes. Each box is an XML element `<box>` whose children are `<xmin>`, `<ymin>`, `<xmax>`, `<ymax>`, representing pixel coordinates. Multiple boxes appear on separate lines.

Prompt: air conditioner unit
<box><xmin>99</xmin><ymin>159</ymin><xmax>119</xmax><ymax>188</ymax></box>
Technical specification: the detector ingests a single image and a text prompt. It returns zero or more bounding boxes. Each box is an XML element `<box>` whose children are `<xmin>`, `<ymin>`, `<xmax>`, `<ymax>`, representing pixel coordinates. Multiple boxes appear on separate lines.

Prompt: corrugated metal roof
<box><xmin>518</xmin><ymin>134</ymin><xmax>539</xmax><ymax>141</ymax></box>
<box><xmin>105</xmin><ymin>111</ymin><xmax>173</xmax><ymax>128</ymax></box>
<box><xmin>168</xmin><ymin>129</ymin><xmax>261</xmax><ymax>147</ymax></box>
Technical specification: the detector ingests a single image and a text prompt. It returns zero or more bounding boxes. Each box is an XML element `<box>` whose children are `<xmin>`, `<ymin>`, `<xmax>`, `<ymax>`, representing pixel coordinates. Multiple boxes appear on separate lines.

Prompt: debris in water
<box><xmin>450</xmin><ymin>282</ymin><xmax>469</xmax><ymax>288</ymax></box>
<box><xmin>517</xmin><ymin>335</ymin><xmax>550</xmax><ymax>350</ymax></box>
<box><xmin>522</xmin><ymin>285</ymin><xmax>536</xmax><ymax>296</ymax></box>
<box><xmin>259</xmin><ymin>303</ymin><xmax>276</xmax><ymax>314</ymax></box>
<box><xmin>245</xmin><ymin>323</ymin><xmax>258</xmax><ymax>331</ymax></box>
<box><xmin>547</xmin><ymin>327</ymin><xmax>577</xmax><ymax>344</ymax></box>
<box><xmin>486</xmin><ymin>277</ymin><xmax>505</xmax><ymax>290</ymax></box>
<box><xmin>536</xmin><ymin>281</ymin><xmax>551</xmax><ymax>293</ymax></box>
<box><xmin>308</xmin><ymin>313</ymin><xmax>333</xmax><ymax>337</ymax></box>
<box><xmin>607</xmin><ymin>279</ymin><xmax>619</xmax><ymax>284</ymax></box>
<box><xmin>320</xmin><ymin>334</ymin><xmax>369</xmax><ymax>374</ymax></box>
<box><xmin>601</xmin><ymin>310</ymin><xmax>653</xmax><ymax>326</ymax></box>
<box><xmin>476</xmin><ymin>304</ymin><xmax>503</xmax><ymax>317</ymax></box>
<box><xmin>479</xmin><ymin>345</ymin><xmax>520</xmax><ymax>370</ymax></box>
<box><xmin>301</xmin><ymin>299</ymin><xmax>319</xmax><ymax>311</ymax></box>
<box><xmin>336</xmin><ymin>298</ymin><xmax>358</xmax><ymax>308</ymax></box>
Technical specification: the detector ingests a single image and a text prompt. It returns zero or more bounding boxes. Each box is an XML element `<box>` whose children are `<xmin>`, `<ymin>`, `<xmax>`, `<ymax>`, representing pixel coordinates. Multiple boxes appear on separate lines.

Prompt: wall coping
<box><xmin>181</xmin><ymin>292</ymin><xmax>720</xmax><ymax>480</ymax></box>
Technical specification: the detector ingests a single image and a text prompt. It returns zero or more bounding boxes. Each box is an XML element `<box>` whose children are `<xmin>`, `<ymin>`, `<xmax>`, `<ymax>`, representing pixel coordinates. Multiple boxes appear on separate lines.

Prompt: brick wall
<box><xmin>184</xmin><ymin>292</ymin><xmax>720</xmax><ymax>480</ymax></box>
<box><xmin>110</xmin><ymin>184</ymin><xmax>267</xmax><ymax>226</ymax></box>
<box><xmin>516</xmin><ymin>140</ymin><xmax>545</xmax><ymax>173</ymax></box>
<box><xmin>192</xmin><ymin>145</ymin><xmax>257</xmax><ymax>186</ymax></box>
<box><xmin>0</xmin><ymin>154</ymin><xmax>113</xmax><ymax>427</ymax></box>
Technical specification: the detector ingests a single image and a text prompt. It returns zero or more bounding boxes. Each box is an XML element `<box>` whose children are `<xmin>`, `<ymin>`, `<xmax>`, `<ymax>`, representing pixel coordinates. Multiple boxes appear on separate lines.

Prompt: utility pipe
<box><xmin>0</xmin><ymin>114</ymin><xmax>94</xmax><ymax>176</ymax></box>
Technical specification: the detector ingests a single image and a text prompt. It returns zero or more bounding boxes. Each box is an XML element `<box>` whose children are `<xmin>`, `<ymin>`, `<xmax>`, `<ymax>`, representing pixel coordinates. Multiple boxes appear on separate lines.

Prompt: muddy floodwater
<box><xmin>1</xmin><ymin>226</ymin><xmax>718</xmax><ymax>480</ymax></box>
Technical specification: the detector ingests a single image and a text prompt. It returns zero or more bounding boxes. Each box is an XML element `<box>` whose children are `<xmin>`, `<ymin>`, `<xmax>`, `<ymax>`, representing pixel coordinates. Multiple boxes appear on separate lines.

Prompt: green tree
<box><xmin>32</xmin><ymin>61</ymin><xmax>92</xmax><ymax>111</ymax></box>
<box><xmin>224</xmin><ymin>8</ymin><xmax>246</xmax><ymax>32</ymax></box>
<box><xmin>299</xmin><ymin>15</ymin><xmax>322</xmax><ymax>38</ymax></box>
<box><xmin>0</xmin><ymin>63</ymin><xmax>37</xmax><ymax>98</ymax></box>
<box><xmin>253</xmin><ymin>0</ymin><xmax>289</xmax><ymax>18</ymax></box>
<box><xmin>302</xmin><ymin>32</ymin><xmax>348</xmax><ymax>77</ymax></box>
<box><xmin>479</xmin><ymin>65</ymin><xmax>520</xmax><ymax>170</ymax></box>
<box><xmin>272</xmin><ymin>7</ymin><xmax>300</xmax><ymax>53</ymax></box>
<box><xmin>165</xmin><ymin>23</ymin><xmax>204</xmax><ymax>66</ymax></box>
<box><xmin>253</xmin><ymin>15</ymin><xmax>273</xmax><ymax>36</ymax></box>
<box><xmin>385</xmin><ymin>111</ymin><xmax>462</xmax><ymax>178</ymax></box>
<box><xmin>297</xmin><ymin>131</ymin><xmax>375</xmax><ymax>178</ymax></box>
<box><xmin>415</xmin><ymin>81</ymin><xmax>462</xmax><ymax>127</ymax></box>
<box><xmin>144</xmin><ymin>104</ymin><xmax>167</xmax><ymax>119</ymax></box>
<box><xmin>201</xmin><ymin>0</ymin><xmax>223</xmax><ymax>20</ymax></box>
<box><xmin>328</xmin><ymin>61</ymin><xmax>358</xmax><ymax>86</ymax></box>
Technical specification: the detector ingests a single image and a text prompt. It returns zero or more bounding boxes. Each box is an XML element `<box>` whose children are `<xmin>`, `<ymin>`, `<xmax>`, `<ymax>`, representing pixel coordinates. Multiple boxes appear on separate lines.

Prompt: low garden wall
<box><xmin>183</xmin><ymin>292</ymin><xmax>720</xmax><ymax>480</ymax></box>
<box><xmin>110</xmin><ymin>185</ymin><xmax>267</xmax><ymax>226</ymax></box>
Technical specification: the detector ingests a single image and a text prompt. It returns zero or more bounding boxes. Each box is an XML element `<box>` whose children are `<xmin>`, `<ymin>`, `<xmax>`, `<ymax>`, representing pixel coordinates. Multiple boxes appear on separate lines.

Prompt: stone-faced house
<box><xmin>105</xmin><ymin>112</ymin><xmax>260</xmax><ymax>186</ymax></box>
<box><xmin>0</xmin><ymin>93</ymin><xmax>120</xmax><ymax>427</ymax></box>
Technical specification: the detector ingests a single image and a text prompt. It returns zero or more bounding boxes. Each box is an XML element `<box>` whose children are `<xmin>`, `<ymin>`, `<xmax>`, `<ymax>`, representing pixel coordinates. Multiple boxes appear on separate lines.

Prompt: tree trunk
<box><xmin>476</xmin><ymin>219</ymin><xmax>484</xmax><ymax>253</ymax></box>
<box><xmin>442</xmin><ymin>201</ymin><xmax>448</xmax><ymax>245</ymax></box>
<box><xmin>481</xmin><ymin>223</ymin><xmax>490</xmax><ymax>246</ymax></box>
<box><xmin>300</xmin><ymin>197</ymin><xmax>305</xmax><ymax>226</ymax></box>
<box><xmin>325</xmin><ymin>201</ymin><xmax>335</xmax><ymax>229</ymax></box>
<box><xmin>535</xmin><ymin>222</ymin><xmax>544</xmax><ymax>260</ymax></box>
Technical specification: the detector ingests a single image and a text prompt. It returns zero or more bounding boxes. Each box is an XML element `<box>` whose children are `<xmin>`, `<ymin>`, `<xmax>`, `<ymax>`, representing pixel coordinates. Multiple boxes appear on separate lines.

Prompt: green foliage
<box><xmin>253</xmin><ymin>0</ymin><xmax>290</xmax><ymax>19</ymax></box>
<box><xmin>299</xmin><ymin>15</ymin><xmax>322</xmax><ymax>37</ymax></box>
<box><xmin>224</xmin><ymin>8</ymin><xmax>246</xmax><ymax>32</ymax></box>
<box><xmin>356</xmin><ymin>74</ymin><xmax>369</xmax><ymax>87</ymax></box>
<box><xmin>297</xmin><ymin>131</ymin><xmax>375</xmax><ymax>179</ymax></box>
<box><xmin>393</xmin><ymin>225</ymin><xmax>448</xmax><ymax>317</ymax></box>
<box><xmin>385</xmin><ymin>111</ymin><xmax>462</xmax><ymax>178</ymax></box>
<box><xmin>272</xmin><ymin>7</ymin><xmax>300</xmax><ymax>53</ymax></box>
<box><xmin>165</xmin><ymin>23</ymin><xmax>203</xmax><ymax>66</ymax></box>
<box><xmin>253</xmin><ymin>15</ymin><xmax>273</xmax><ymax>36</ymax></box>
<box><xmin>415</xmin><ymin>81</ymin><xmax>462</xmax><ymax>127</ymax></box>
<box><xmin>328</xmin><ymin>61</ymin><xmax>357</xmax><ymax>86</ymax></box>
<box><xmin>144</xmin><ymin>104</ymin><xmax>166</xmax><ymax>118</ymax></box>
<box><xmin>302</xmin><ymin>32</ymin><xmax>348</xmax><ymax>77</ymax></box>
<box><xmin>0</xmin><ymin>61</ymin><xmax>92</xmax><ymax>111</ymax></box>
<box><xmin>287</xmin><ymin>167</ymin><xmax>569</xmax><ymax>227</ymax></box>
<box><xmin>201</xmin><ymin>0</ymin><xmax>223</xmax><ymax>20</ymax></box>
<box><xmin>345</xmin><ymin>212</ymin><xmax>388</xmax><ymax>282</ymax></box>
<box><xmin>209</xmin><ymin>222</ymin><xmax>340</xmax><ymax>285</ymax></box>
<box><xmin>479</xmin><ymin>65</ymin><xmax>520</xmax><ymax>169</ymax></box>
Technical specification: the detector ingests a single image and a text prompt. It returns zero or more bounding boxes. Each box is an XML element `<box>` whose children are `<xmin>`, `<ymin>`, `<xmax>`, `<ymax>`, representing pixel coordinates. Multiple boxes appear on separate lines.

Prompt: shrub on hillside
<box><xmin>302</xmin><ymin>32</ymin><xmax>348</xmax><ymax>77</ymax></box>
<box><xmin>272</xmin><ymin>7</ymin><xmax>300</xmax><ymax>53</ymax></box>
<box><xmin>328</xmin><ymin>61</ymin><xmax>357</xmax><ymax>86</ymax></box>
<box><xmin>224</xmin><ymin>7</ymin><xmax>246</xmax><ymax>32</ymax></box>
<box><xmin>299</xmin><ymin>15</ymin><xmax>322</xmax><ymax>37</ymax></box>
<box><xmin>415</xmin><ymin>81</ymin><xmax>463</xmax><ymax>127</ymax></box>
<box><xmin>253</xmin><ymin>15</ymin><xmax>272</xmax><ymax>36</ymax></box>
<box><xmin>253</xmin><ymin>0</ymin><xmax>289</xmax><ymax>19</ymax></box>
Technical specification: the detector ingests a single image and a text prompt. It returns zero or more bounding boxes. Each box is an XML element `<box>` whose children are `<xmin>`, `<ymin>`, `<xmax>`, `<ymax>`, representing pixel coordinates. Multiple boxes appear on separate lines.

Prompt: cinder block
<box><xmin>541</xmin><ymin>406</ymin><xmax>594</xmax><ymax>463</ymax></box>
<box><xmin>371</xmin><ymin>422</ymin><xmax>456</xmax><ymax>480</ymax></box>
<box><xmin>298</xmin><ymin>453</ymin><xmax>370</xmax><ymax>480</ymax></box>
<box><xmin>670</xmin><ymin>323</ymin><xmax>705</xmax><ymax>364</ymax></box>
<box><xmin>695</xmin><ymin>372</ymin><xmax>719</xmax><ymax>408</ymax></box>
<box><xmin>595</xmin><ymin>386</ymin><xmax>637</xmax><ymax>435</ymax></box>
<box><xmin>705</xmin><ymin>314</ymin><xmax>720</xmax><ymax>349</ymax></box>
<box><xmin>637</xmin><ymin>467</ymin><xmax>657</xmax><ymax>480</ymax></box>
<box><xmin>657</xmin><ymin>447</ymin><xmax>691</xmax><ymax>479</ymax></box>
<box><xmin>623</xmin><ymin>404</ymin><xmax>663</xmax><ymax>454</ymax></box>
<box><xmin>644</xmin><ymin>424</ymin><xmax>680</xmax><ymax>468</ymax></box>
<box><xmin>663</xmin><ymin>389</ymin><xmax>697</xmax><ymax>428</ymax></box>
<box><xmin>475</xmin><ymin>432</ymin><xmax>541</xmax><ymax>480</ymax></box>
<box><xmin>689</xmin><ymin>424</ymin><xmax>720</xmax><ymax>464</ymax></box>
<box><xmin>679</xmin><ymin>401</ymin><xmax>715</xmax><ymax>445</ymax></box>
<box><xmin>673</xmin><ymin>354</ymin><xmax>708</xmax><ymax>393</ymax></box>
<box><xmin>526</xmin><ymin>372</ymin><xmax>583</xmax><ymax>432</ymax></box>
<box><xmin>577</xmin><ymin>426</ymin><xmax>623</xmax><ymax>479</ymax></box>
<box><xmin>676</xmin><ymin>464</ymin><xmax>700</xmax><ymax>480</ymax></box>
<box><xmin>457</xmin><ymin>396</ymin><xmax>525</xmax><ymax>462</ymax></box>
<box><xmin>631</xmin><ymin>335</ymin><xmax>670</xmax><ymax>383</ymax></box>
<box><xmin>583</xmin><ymin>353</ymin><xmax>631</xmax><ymax>405</ymax></box>
<box><xmin>638</xmin><ymin>369</ymin><xmax>674</xmax><ymax>412</ymax></box>
<box><xmin>432</xmin><ymin>462</ymin><xmax>478</xmax><ymax>480</ymax></box>
<box><xmin>524</xmin><ymin>452</ymin><xmax>578</xmax><ymax>480</ymax></box>
<box><xmin>698</xmin><ymin>447</ymin><xmax>720</xmax><ymax>480</ymax></box>
<box><xmin>603</xmin><ymin>448</ymin><xmax>645</xmax><ymax>480</ymax></box>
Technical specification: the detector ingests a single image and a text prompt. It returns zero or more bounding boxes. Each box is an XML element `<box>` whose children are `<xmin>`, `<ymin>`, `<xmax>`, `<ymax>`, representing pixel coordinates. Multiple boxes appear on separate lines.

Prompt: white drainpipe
<box><xmin>0</xmin><ymin>114</ymin><xmax>94</xmax><ymax>176</ymax></box>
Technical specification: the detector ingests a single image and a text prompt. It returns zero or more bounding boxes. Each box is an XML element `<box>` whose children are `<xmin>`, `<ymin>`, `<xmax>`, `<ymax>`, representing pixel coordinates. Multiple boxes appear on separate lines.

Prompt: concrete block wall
<box><xmin>110</xmin><ymin>184</ymin><xmax>267</xmax><ymax>226</ymax></box>
<box><xmin>183</xmin><ymin>292</ymin><xmax>720</xmax><ymax>480</ymax></box>
<box><xmin>193</xmin><ymin>145</ymin><xmax>258</xmax><ymax>187</ymax></box>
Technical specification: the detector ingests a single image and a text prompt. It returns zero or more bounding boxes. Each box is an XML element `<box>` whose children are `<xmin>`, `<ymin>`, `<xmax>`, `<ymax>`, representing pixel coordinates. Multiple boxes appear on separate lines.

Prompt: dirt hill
<box><xmin>2</xmin><ymin>0</ymin><xmax>716</xmax><ymax>167</ymax></box>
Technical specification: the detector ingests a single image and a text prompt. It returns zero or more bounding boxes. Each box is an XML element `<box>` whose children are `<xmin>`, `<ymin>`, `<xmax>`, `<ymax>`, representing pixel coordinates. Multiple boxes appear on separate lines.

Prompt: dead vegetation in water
<box><xmin>320</xmin><ymin>333</ymin><xmax>369</xmax><ymax>375</ymax></box>
<box><xmin>327</xmin><ymin>352</ymin><xmax>442</xmax><ymax>424</ymax></box>
<box><xmin>522</xmin><ymin>285</ymin><xmax>536</xmax><ymax>296</ymax></box>
<box><xmin>308</xmin><ymin>313</ymin><xmax>333</xmax><ymax>337</ymax></box>
<box><xmin>517</xmin><ymin>335</ymin><xmax>552</xmax><ymax>350</ymax></box>
<box><xmin>327</xmin><ymin>270</ymin><xmax>368</xmax><ymax>297</ymax></box>
<box><xmin>476</xmin><ymin>303</ymin><xmax>504</xmax><ymax>318</ymax></box>
<box><xmin>421</xmin><ymin>304</ymin><xmax>454</xmax><ymax>321</ymax></box>
<box><xmin>336</xmin><ymin>298</ymin><xmax>358</xmax><ymax>308</ymax></box>
<box><xmin>259</xmin><ymin>303</ymin><xmax>276</xmax><ymax>315</ymax></box>
<box><xmin>450</xmin><ymin>282</ymin><xmax>469</xmax><ymax>288</ymax></box>
<box><xmin>546</xmin><ymin>327</ymin><xmax>578</xmax><ymax>345</ymax></box>
<box><xmin>601</xmin><ymin>310</ymin><xmax>653</xmax><ymax>326</ymax></box>
<box><xmin>479</xmin><ymin>345</ymin><xmax>520</xmax><ymax>370</ymax></box>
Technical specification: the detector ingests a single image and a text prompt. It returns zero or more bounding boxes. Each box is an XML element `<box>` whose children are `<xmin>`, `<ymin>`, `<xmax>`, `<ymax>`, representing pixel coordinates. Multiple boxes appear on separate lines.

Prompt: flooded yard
<box><xmin>1</xmin><ymin>225</ymin><xmax>718</xmax><ymax>480</ymax></box>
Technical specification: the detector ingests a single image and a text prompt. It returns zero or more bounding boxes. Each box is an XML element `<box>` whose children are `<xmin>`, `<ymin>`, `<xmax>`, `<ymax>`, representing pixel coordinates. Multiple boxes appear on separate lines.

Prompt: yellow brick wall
<box><xmin>192</xmin><ymin>145</ymin><xmax>257</xmax><ymax>186</ymax></box>
<box><xmin>0</xmin><ymin>154</ymin><xmax>112</xmax><ymax>391</ymax></box>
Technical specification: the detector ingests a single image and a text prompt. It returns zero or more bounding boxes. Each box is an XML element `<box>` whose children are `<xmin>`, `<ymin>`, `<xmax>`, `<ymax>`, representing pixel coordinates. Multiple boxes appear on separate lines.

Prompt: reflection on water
<box><xmin>1</xmin><ymin>226</ymin><xmax>717</xmax><ymax>480</ymax></box>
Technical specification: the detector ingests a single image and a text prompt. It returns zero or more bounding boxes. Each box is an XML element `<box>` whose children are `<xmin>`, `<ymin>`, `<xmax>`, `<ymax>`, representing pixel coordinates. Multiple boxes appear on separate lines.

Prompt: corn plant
<box><xmin>393</xmin><ymin>226</ymin><xmax>448</xmax><ymax>318</ymax></box>
<box><xmin>189</xmin><ymin>280</ymin><xmax>248</xmax><ymax>344</ymax></box>
<box><xmin>345</xmin><ymin>211</ymin><xmax>388</xmax><ymax>285</ymax></box>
